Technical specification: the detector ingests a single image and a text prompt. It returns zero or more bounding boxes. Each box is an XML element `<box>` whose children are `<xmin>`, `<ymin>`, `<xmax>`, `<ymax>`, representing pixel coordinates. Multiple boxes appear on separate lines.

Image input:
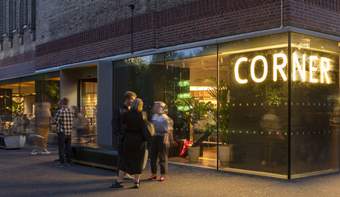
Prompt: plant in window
<box><xmin>175</xmin><ymin>96</ymin><xmax>214</xmax><ymax>141</ymax></box>
<box><xmin>175</xmin><ymin>96</ymin><xmax>215</xmax><ymax>162</ymax></box>
<box><xmin>208</xmin><ymin>80</ymin><xmax>231</xmax><ymax>144</ymax></box>
<box><xmin>209</xmin><ymin>80</ymin><xmax>232</xmax><ymax>165</ymax></box>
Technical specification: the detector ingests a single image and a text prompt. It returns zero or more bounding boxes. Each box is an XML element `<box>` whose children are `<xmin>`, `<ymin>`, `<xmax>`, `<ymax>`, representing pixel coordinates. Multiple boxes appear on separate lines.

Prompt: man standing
<box><xmin>55</xmin><ymin>98</ymin><xmax>74</xmax><ymax>165</ymax></box>
<box><xmin>111</xmin><ymin>91</ymin><xmax>137</xmax><ymax>188</ymax></box>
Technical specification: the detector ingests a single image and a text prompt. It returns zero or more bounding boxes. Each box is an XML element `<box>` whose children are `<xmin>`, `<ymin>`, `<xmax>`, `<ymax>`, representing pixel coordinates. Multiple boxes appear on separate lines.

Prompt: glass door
<box><xmin>78</xmin><ymin>79</ymin><xmax>97</xmax><ymax>145</ymax></box>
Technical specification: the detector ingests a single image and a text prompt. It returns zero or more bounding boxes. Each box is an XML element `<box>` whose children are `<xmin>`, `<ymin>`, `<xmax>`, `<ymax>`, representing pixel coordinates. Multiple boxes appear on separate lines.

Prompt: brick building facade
<box><xmin>1</xmin><ymin>0</ymin><xmax>340</xmax><ymax>179</ymax></box>
<box><xmin>1</xmin><ymin>0</ymin><xmax>339</xmax><ymax>74</ymax></box>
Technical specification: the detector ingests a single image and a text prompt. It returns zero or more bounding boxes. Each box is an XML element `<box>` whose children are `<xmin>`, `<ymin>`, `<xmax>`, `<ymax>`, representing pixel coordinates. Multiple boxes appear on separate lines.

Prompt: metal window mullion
<box><xmin>216</xmin><ymin>44</ymin><xmax>220</xmax><ymax>171</ymax></box>
<box><xmin>287</xmin><ymin>32</ymin><xmax>292</xmax><ymax>180</ymax></box>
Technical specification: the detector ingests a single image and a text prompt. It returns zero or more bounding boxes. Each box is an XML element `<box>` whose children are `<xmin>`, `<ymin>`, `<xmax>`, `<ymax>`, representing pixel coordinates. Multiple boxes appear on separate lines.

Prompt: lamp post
<box><xmin>128</xmin><ymin>4</ymin><xmax>135</xmax><ymax>54</ymax></box>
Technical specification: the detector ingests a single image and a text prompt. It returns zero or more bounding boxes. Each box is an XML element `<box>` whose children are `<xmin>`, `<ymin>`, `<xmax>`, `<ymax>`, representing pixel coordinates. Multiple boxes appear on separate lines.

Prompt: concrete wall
<box><xmin>97</xmin><ymin>61</ymin><xmax>113</xmax><ymax>147</ymax></box>
<box><xmin>60</xmin><ymin>63</ymin><xmax>114</xmax><ymax>147</ymax></box>
<box><xmin>60</xmin><ymin>70</ymin><xmax>78</xmax><ymax>107</ymax></box>
<box><xmin>60</xmin><ymin>66</ymin><xmax>97</xmax><ymax>106</ymax></box>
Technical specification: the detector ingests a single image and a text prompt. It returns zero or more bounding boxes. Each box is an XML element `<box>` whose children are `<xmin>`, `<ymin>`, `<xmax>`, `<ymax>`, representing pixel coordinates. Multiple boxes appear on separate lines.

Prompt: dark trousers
<box><xmin>58</xmin><ymin>132</ymin><xmax>72</xmax><ymax>163</ymax></box>
<box><xmin>150</xmin><ymin>136</ymin><xmax>169</xmax><ymax>175</ymax></box>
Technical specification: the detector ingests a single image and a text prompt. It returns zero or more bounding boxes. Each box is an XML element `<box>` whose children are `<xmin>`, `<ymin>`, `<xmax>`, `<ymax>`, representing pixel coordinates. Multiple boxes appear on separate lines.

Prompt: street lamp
<box><xmin>128</xmin><ymin>4</ymin><xmax>135</xmax><ymax>54</ymax></box>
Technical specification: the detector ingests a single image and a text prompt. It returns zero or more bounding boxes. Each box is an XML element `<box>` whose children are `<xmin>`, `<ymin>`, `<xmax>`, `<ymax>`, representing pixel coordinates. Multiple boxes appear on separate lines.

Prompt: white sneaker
<box><xmin>40</xmin><ymin>149</ymin><xmax>51</xmax><ymax>155</ymax></box>
<box><xmin>30</xmin><ymin>150</ymin><xmax>39</xmax><ymax>156</ymax></box>
<box><xmin>124</xmin><ymin>174</ymin><xmax>135</xmax><ymax>180</ymax></box>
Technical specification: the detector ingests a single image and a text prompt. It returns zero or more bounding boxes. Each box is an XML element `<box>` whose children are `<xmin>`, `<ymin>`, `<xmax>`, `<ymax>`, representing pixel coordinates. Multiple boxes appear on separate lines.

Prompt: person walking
<box><xmin>115</xmin><ymin>98</ymin><xmax>148</xmax><ymax>189</ymax></box>
<box><xmin>111</xmin><ymin>91</ymin><xmax>137</xmax><ymax>188</ymax></box>
<box><xmin>150</xmin><ymin>101</ymin><xmax>173</xmax><ymax>182</ymax></box>
<box><xmin>55</xmin><ymin>98</ymin><xmax>74</xmax><ymax>165</ymax></box>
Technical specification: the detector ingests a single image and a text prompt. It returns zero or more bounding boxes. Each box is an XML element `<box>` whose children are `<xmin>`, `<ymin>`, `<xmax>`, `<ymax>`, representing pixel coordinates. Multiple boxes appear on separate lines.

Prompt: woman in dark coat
<box><xmin>118</xmin><ymin>98</ymin><xmax>147</xmax><ymax>188</ymax></box>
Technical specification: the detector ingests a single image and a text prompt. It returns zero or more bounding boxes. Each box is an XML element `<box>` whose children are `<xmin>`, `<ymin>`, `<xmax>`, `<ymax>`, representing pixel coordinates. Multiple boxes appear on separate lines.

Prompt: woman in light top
<box><xmin>150</xmin><ymin>101</ymin><xmax>173</xmax><ymax>182</ymax></box>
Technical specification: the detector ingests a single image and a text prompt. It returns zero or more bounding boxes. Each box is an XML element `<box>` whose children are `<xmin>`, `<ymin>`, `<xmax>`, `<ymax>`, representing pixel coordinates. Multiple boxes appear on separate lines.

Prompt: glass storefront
<box><xmin>290</xmin><ymin>33</ymin><xmax>340</xmax><ymax>177</ymax></box>
<box><xmin>112</xmin><ymin>32</ymin><xmax>340</xmax><ymax>179</ymax></box>
<box><xmin>113</xmin><ymin>47</ymin><xmax>218</xmax><ymax>168</ymax></box>
<box><xmin>218</xmin><ymin>33</ymin><xmax>289</xmax><ymax>176</ymax></box>
<box><xmin>77</xmin><ymin>79</ymin><xmax>97</xmax><ymax>145</ymax></box>
<box><xmin>61</xmin><ymin>66</ymin><xmax>98</xmax><ymax>146</ymax></box>
<box><xmin>0</xmin><ymin>73</ymin><xmax>60</xmax><ymax>135</ymax></box>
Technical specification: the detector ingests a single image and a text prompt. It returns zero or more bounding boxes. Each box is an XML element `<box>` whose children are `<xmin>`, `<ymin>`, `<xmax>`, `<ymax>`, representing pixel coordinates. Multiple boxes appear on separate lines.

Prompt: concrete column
<box><xmin>97</xmin><ymin>61</ymin><xmax>113</xmax><ymax>147</ymax></box>
<box><xmin>60</xmin><ymin>70</ymin><xmax>78</xmax><ymax>106</ymax></box>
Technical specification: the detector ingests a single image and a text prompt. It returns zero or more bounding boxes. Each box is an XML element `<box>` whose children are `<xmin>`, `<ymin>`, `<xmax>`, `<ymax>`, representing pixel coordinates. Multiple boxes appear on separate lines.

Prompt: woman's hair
<box><xmin>131</xmin><ymin>98</ymin><xmax>143</xmax><ymax>112</ymax></box>
<box><xmin>124</xmin><ymin>91</ymin><xmax>137</xmax><ymax>100</ymax></box>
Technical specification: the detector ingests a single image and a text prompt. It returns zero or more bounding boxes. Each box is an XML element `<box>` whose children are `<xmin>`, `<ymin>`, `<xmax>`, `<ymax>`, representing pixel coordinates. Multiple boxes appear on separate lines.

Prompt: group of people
<box><xmin>111</xmin><ymin>91</ymin><xmax>173</xmax><ymax>189</ymax></box>
<box><xmin>54</xmin><ymin>91</ymin><xmax>174</xmax><ymax>189</ymax></box>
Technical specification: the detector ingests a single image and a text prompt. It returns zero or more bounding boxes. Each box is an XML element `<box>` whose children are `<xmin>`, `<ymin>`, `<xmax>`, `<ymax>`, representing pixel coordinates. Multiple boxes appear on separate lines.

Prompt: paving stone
<box><xmin>1</xmin><ymin>147</ymin><xmax>340</xmax><ymax>197</ymax></box>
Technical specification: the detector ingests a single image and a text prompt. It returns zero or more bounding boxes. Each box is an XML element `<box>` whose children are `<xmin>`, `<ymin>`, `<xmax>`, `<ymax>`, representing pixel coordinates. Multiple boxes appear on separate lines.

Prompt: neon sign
<box><xmin>234</xmin><ymin>51</ymin><xmax>334</xmax><ymax>84</ymax></box>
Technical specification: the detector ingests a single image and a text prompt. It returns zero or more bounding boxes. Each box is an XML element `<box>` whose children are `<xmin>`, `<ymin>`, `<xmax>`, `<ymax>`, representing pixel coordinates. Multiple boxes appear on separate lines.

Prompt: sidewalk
<box><xmin>1</xmin><ymin>148</ymin><xmax>340</xmax><ymax>197</ymax></box>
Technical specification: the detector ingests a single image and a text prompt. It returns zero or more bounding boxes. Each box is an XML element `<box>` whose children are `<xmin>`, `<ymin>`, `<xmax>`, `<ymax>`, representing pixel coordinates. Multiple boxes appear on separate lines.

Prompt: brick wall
<box><xmin>0</xmin><ymin>0</ymin><xmax>197</xmax><ymax>74</ymax></box>
<box><xmin>36</xmin><ymin>0</ymin><xmax>283</xmax><ymax>69</ymax></box>
<box><xmin>286</xmin><ymin>0</ymin><xmax>340</xmax><ymax>36</ymax></box>
<box><xmin>35</xmin><ymin>0</ymin><xmax>197</xmax><ymax>45</ymax></box>
<box><xmin>1</xmin><ymin>0</ymin><xmax>340</xmax><ymax>75</ymax></box>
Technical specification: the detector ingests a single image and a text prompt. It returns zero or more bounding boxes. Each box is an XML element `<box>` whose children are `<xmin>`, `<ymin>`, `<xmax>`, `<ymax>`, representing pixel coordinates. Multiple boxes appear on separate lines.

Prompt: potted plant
<box><xmin>175</xmin><ymin>96</ymin><xmax>214</xmax><ymax>162</ymax></box>
<box><xmin>209</xmin><ymin>80</ymin><xmax>232</xmax><ymax>165</ymax></box>
<box><xmin>0</xmin><ymin>115</ymin><xmax>26</xmax><ymax>149</ymax></box>
<box><xmin>3</xmin><ymin>134</ymin><xmax>26</xmax><ymax>149</ymax></box>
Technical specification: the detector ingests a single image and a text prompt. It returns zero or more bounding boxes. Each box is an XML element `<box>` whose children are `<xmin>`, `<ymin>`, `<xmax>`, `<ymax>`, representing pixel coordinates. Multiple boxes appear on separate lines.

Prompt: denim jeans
<box><xmin>58</xmin><ymin>132</ymin><xmax>72</xmax><ymax>163</ymax></box>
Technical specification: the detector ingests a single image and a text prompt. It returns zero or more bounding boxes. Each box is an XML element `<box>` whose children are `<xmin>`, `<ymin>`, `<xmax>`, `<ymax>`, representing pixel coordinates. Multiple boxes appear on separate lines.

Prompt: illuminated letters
<box><xmin>320</xmin><ymin>57</ymin><xmax>331</xmax><ymax>84</ymax></box>
<box><xmin>234</xmin><ymin>57</ymin><xmax>249</xmax><ymax>84</ymax></box>
<box><xmin>250</xmin><ymin>55</ymin><xmax>268</xmax><ymax>83</ymax></box>
<box><xmin>309</xmin><ymin>55</ymin><xmax>319</xmax><ymax>83</ymax></box>
<box><xmin>273</xmin><ymin>53</ymin><xmax>288</xmax><ymax>82</ymax></box>
<box><xmin>233</xmin><ymin>51</ymin><xmax>333</xmax><ymax>85</ymax></box>
<box><xmin>292</xmin><ymin>52</ymin><xmax>306</xmax><ymax>82</ymax></box>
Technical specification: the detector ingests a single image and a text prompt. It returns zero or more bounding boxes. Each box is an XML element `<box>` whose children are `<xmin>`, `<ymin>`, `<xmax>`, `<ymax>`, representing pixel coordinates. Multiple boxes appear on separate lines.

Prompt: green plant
<box><xmin>208</xmin><ymin>80</ymin><xmax>231</xmax><ymax>144</ymax></box>
<box><xmin>45</xmin><ymin>81</ymin><xmax>60</xmax><ymax>113</ymax></box>
<box><xmin>175</xmin><ymin>96</ymin><xmax>215</xmax><ymax>141</ymax></box>
<box><xmin>12</xmin><ymin>97</ymin><xmax>24</xmax><ymax>115</ymax></box>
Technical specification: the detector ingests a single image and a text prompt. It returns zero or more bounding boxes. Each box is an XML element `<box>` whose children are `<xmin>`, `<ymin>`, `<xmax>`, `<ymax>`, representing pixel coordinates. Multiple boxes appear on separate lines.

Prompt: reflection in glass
<box><xmin>218</xmin><ymin>33</ymin><xmax>289</xmax><ymax>176</ymax></box>
<box><xmin>165</xmin><ymin>46</ymin><xmax>217</xmax><ymax>167</ymax></box>
<box><xmin>112</xmin><ymin>32</ymin><xmax>340</xmax><ymax>179</ymax></box>
<box><xmin>291</xmin><ymin>33</ymin><xmax>340</xmax><ymax>177</ymax></box>
<box><xmin>113</xmin><ymin>46</ymin><xmax>218</xmax><ymax>167</ymax></box>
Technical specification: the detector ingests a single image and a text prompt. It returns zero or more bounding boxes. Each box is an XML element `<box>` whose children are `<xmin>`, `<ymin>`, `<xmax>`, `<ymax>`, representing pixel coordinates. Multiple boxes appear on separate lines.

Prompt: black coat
<box><xmin>118</xmin><ymin>110</ymin><xmax>147</xmax><ymax>175</ymax></box>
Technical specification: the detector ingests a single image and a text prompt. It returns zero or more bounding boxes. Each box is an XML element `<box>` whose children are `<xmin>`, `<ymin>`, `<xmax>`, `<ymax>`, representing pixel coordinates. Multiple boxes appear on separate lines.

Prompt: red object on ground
<box><xmin>179</xmin><ymin>139</ymin><xmax>192</xmax><ymax>157</ymax></box>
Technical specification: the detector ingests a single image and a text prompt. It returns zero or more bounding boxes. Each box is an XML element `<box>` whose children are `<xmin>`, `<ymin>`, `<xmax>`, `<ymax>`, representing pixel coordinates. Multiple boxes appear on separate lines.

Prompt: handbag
<box><xmin>143</xmin><ymin>121</ymin><xmax>155</xmax><ymax>140</ymax></box>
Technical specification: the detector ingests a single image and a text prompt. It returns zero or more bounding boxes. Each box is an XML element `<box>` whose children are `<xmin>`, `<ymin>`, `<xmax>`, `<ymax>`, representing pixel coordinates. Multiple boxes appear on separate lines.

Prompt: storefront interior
<box><xmin>0</xmin><ymin>73</ymin><xmax>60</xmax><ymax>135</ymax></box>
<box><xmin>60</xmin><ymin>66</ymin><xmax>98</xmax><ymax>147</ymax></box>
<box><xmin>112</xmin><ymin>32</ymin><xmax>340</xmax><ymax>179</ymax></box>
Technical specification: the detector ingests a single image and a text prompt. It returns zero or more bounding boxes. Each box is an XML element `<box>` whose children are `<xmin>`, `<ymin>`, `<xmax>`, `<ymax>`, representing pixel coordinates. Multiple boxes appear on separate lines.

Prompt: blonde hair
<box><xmin>131</xmin><ymin>98</ymin><xmax>143</xmax><ymax>112</ymax></box>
